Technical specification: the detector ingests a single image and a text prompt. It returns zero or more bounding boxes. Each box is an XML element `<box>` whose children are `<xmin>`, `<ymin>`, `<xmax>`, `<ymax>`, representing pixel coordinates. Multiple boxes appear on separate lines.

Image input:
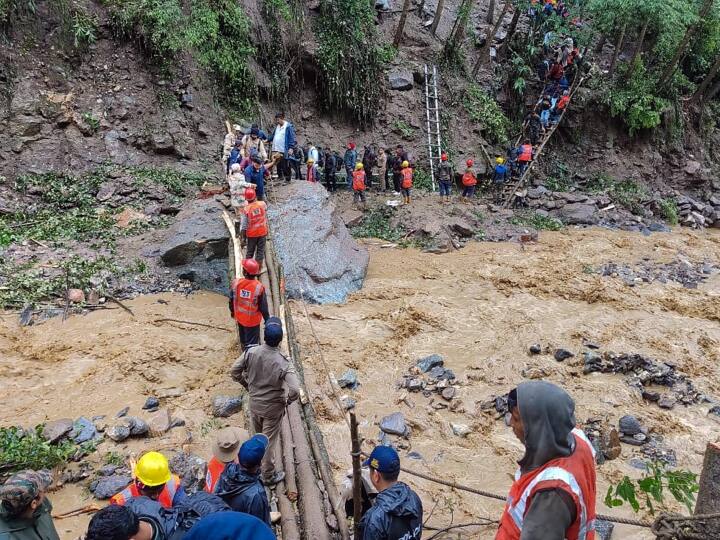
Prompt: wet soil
<box><xmin>292</xmin><ymin>227</ymin><xmax>720</xmax><ymax>539</ymax></box>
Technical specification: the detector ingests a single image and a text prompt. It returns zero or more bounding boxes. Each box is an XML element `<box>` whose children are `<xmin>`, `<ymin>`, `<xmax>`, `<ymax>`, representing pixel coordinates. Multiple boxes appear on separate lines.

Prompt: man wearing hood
<box><xmin>214</xmin><ymin>434</ymin><xmax>271</xmax><ymax>525</ymax></box>
<box><xmin>496</xmin><ymin>381</ymin><xmax>597</xmax><ymax>540</ymax></box>
<box><xmin>359</xmin><ymin>446</ymin><xmax>422</xmax><ymax>540</ymax></box>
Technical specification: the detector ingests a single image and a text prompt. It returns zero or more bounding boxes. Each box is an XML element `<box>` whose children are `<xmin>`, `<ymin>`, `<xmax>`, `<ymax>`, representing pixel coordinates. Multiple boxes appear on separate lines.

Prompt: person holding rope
<box><xmin>496</xmin><ymin>381</ymin><xmax>596</xmax><ymax>540</ymax></box>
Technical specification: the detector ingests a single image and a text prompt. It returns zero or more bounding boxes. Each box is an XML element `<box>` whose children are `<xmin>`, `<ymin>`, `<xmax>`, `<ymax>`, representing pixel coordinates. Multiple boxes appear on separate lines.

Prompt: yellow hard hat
<box><xmin>307</xmin><ymin>159</ymin><xmax>314</xmax><ymax>164</ymax></box>
<box><xmin>401</xmin><ymin>160</ymin><xmax>409</xmax><ymax>168</ymax></box>
<box><xmin>355</xmin><ymin>162</ymin><xmax>363</xmax><ymax>170</ymax></box>
<box><xmin>134</xmin><ymin>451</ymin><xmax>171</xmax><ymax>487</ymax></box>
<box><xmin>496</xmin><ymin>157</ymin><xmax>505</xmax><ymax>164</ymax></box>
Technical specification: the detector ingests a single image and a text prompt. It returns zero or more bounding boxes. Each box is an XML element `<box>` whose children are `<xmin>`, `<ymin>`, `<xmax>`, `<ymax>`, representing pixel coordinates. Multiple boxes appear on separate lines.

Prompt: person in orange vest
<box><xmin>352</xmin><ymin>162</ymin><xmax>367</xmax><ymax>209</ymax></box>
<box><xmin>461</xmin><ymin>159</ymin><xmax>477</xmax><ymax>203</ymax></box>
<box><xmin>110</xmin><ymin>451</ymin><xmax>186</xmax><ymax>509</ymax></box>
<box><xmin>240</xmin><ymin>187</ymin><xmax>268</xmax><ymax>268</ymax></box>
<box><xmin>400</xmin><ymin>160</ymin><xmax>413</xmax><ymax>205</ymax></box>
<box><xmin>517</xmin><ymin>139</ymin><xmax>534</xmax><ymax>176</ymax></box>
<box><xmin>496</xmin><ymin>381</ymin><xmax>596</xmax><ymax>540</ymax></box>
<box><xmin>230</xmin><ymin>258</ymin><xmax>270</xmax><ymax>350</ymax></box>
<box><xmin>205</xmin><ymin>427</ymin><xmax>247</xmax><ymax>494</ymax></box>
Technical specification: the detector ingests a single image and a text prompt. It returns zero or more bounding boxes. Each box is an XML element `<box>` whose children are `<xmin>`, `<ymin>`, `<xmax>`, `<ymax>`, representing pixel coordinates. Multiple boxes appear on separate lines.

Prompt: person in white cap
<box><xmin>205</xmin><ymin>427</ymin><xmax>248</xmax><ymax>494</ymax></box>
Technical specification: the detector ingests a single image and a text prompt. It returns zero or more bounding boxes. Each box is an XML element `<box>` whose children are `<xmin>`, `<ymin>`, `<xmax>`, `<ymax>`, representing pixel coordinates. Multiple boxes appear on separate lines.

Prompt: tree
<box><xmin>472</xmin><ymin>0</ymin><xmax>511</xmax><ymax>75</ymax></box>
<box><xmin>430</xmin><ymin>0</ymin><xmax>445</xmax><ymax>35</ymax></box>
<box><xmin>393</xmin><ymin>0</ymin><xmax>412</xmax><ymax>47</ymax></box>
<box><xmin>691</xmin><ymin>54</ymin><xmax>720</xmax><ymax>103</ymax></box>
<box><xmin>657</xmin><ymin>0</ymin><xmax>715</xmax><ymax>87</ymax></box>
<box><xmin>608</xmin><ymin>22</ymin><xmax>627</xmax><ymax>75</ymax></box>
<box><xmin>487</xmin><ymin>0</ymin><xmax>495</xmax><ymax>24</ymax></box>
<box><xmin>501</xmin><ymin>3</ymin><xmax>521</xmax><ymax>57</ymax></box>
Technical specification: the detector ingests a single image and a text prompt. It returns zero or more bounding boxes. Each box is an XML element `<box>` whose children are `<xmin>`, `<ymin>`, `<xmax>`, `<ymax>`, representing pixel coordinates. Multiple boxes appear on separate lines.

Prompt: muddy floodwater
<box><xmin>1</xmin><ymin>228</ymin><xmax>719</xmax><ymax>539</ymax></box>
<box><xmin>292</xmin><ymin>227</ymin><xmax>720</xmax><ymax>539</ymax></box>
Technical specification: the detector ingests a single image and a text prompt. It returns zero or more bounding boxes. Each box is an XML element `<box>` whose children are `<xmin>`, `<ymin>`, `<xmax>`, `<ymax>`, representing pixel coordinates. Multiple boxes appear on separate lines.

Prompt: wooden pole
<box><xmin>350</xmin><ymin>412</ymin><xmax>363</xmax><ymax>539</ymax></box>
<box><xmin>393</xmin><ymin>0</ymin><xmax>412</xmax><ymax>48</ymax></box>
<box><xmin>695</xmin><ymin>442</ymin><xmax>720</xmax><ymax>536</ymax></box>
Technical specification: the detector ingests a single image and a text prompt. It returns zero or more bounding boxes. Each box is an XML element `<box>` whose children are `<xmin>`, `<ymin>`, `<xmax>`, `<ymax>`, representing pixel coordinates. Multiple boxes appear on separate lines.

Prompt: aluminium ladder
<box><xmin>424</xmin><ymin>64</ymin><xmax>442</xmax><ymax>192</ymax></box>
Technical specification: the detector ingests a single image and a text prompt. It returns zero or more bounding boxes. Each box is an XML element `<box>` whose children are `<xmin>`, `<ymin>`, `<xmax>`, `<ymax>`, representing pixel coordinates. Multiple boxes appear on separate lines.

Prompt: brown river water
<box><xmin>1</xmin><ymin>227</ymin><xmax>719</xmax><ymax>538</ymax></box>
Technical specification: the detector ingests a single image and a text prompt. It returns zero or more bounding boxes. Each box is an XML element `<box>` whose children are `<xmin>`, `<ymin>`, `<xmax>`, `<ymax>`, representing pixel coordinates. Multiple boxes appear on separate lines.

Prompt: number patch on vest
<box><xmin>240</xmin><ymin>290</ymin><xmax>252</xmax><ymax>298</ymax></box>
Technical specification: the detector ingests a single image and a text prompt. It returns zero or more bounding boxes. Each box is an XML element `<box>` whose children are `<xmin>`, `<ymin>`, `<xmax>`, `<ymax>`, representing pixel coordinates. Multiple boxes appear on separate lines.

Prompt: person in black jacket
<box><xmin>214</xmin><ymin>434</ymin><xmax>271</xmax><ymax>525</ymax></box>
<box><xmin>359</xmin><ymin>446</ymin><xmax>422</xmax><ymax>540</ymax></box>
<box><xmin>324</xmin><ymin>148</ymin><xmax>337</xmax><ymax>192</ymax></box>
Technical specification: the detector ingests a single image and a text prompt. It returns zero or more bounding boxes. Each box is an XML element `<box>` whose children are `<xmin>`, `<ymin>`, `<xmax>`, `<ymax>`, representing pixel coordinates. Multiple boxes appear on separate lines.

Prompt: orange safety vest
<box><xmin>462</xmin><ymin>171</ymin><xmax>477</xmax><ymax>187</ymax></box>
<box><xmin>518</xmin><ymin>144</ymin><xmax>533</xmax><ymax>162</ymax></box>
<box><xmin>205</xmin><ymin>456</ymin><xmax>237</xmax><ymax>493</ymax></box>
<box><xmin>557</xmin><ymin>95</ymin><xmax>570</xmax><ymax>110</ymax></box>
<box><xmin>401</xmin><ymin>167</ymin><xmax>413</xmax><ymax>189</ymax></box>
<box><xmin>352</xmin><ymin>170</ymin><xmax>366</xmax><ymax>191</ymax></box>
<box><xmin>245</xmin><ymin>201</ymin><xmax>268</xmax><ymax>238</ymax></box>
<box><xmin>109</xmin><ymin>475</ymin><xmax>181</xmax><ymax>509</ymax></box>
<box><xmin>232</xmin><ymin>278</ymin><xmax>264</xmax><ymax>327</ymax></box>
<box><xmin>496</xmin><ymin>429</ymin><xmax>597</xmax><ymax>540</ymax></box>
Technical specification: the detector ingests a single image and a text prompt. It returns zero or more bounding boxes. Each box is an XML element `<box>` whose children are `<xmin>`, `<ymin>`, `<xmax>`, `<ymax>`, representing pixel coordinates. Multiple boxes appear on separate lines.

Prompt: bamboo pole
<box><xmin>350</xmin><ymin>413</ymin><xmax>363</xmax><ymax>539</ymax></box>
<box><xmin>695</xmin><ymin>442</ymin><xmax>720</xmax><ymax>537</ymax></box>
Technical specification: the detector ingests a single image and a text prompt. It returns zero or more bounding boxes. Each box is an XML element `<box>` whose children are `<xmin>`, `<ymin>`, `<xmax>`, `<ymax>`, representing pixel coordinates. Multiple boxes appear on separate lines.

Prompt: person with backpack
<box><xmin>461</xmin><ymin>159</ymin><xmax>478</xmax><ymax>202</ymax></box>
<box><xmin>226</xmin><ymin>140</ymin><xmax>242</xmax><ymax>176</ymax></box>
<box><xmin>400</xmin><ymin>160</ymin><xmax>413</xmax><ymax>205</ymax></box>
<box><xmin>517</xmin><ymin>140</ymin><xmax>534</xmax><ymax>176</ymax></box>
<box><xmin>352</xmin><ymin>162</ymin><xmax>367</xmax><ymax>209</ymax></box>
<box><xmin>214</xmin><ymin>434</ymin><xmax>271</xmax><ymax>525</ymax></box>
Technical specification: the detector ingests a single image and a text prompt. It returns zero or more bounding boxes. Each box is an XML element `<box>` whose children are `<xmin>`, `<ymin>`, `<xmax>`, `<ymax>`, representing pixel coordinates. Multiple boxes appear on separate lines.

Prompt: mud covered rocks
<box><xmin>212</xmin><ymin>396</ymin><xmax>243</xmax><ymax>418</ymax></box>
<box><xmin>380</xmin><ymin>412</ymin><xmax>409</xmax><ymax>437</ymax></box>
<box><xmin>599</xmin><ymin>259</ymin><xmax>717</xmax><ymax>289</ymax></box>
<box><xmin>169</xmin><ymin>453</ymin><xmax>207</xmax><ymax>493</ymax></box>
<box><xmin>42</xmin><ymin>418</ymin><xmax>74</xmax><ymax>443</ymax></box>
<box><xmin>92</xmin><ymin>474</ymin><xmax>132</xmax><ymax>499</ymax></box>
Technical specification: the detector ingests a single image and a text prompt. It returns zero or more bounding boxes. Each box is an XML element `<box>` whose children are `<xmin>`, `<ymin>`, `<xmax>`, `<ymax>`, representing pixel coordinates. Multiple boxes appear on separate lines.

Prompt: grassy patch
<box><xmin>104</xmin><ymin>451</ymin><xmax>127</xmax><ymax>466</ymax></box>
<box><xmin>351</xmin><ymin>208</ymin><xmax>403</xmax><ymax>242</ymax></box>
<box><xmin>411</xmin><ymin>168</ymin><xmax>434</xmax><ymax>192</ymax></box>
<box><xmin>0</xmin><ymin>426</ymin><xmax>77</xmax><ymax>474</ymax></box>
<box><xmin>586</xmin><ymin>173</ymin><xmax>648</xmax><ymax>214</ymax></box>
<box><xmin>544</xmin><ymin>162</ymin><xmax>573</xmax><ymax>192</ymax></box>
<box><xmin>462</xmin><ymin>84</ymin><xmax>509</xmax><ymax>144</ymax></box>
<box><xmin>393</xmin><ymin>120</ymin><xmax>415</xmax><ymax>139</ymax></box>
<box><xmin>510</xmin><ymin>211</ymin><xmax>563</xmax><ymax>231</ymax></box>
<box><xmin>659</xmin><ymin>198</ymin><xmax>679</xmax><ymax>225</ymax></box>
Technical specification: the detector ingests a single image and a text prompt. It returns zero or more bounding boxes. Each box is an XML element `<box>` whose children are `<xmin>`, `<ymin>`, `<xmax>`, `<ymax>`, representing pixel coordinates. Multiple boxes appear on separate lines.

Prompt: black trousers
<box><xmin>245</xmin><ymin>236</ymin><xmax>266</xmax><ymax>266</ymax></box>
<box><xmin>277</xmin><ymin>157</ymin><xmax>291</xmax><ymax>182</ymax></box>
<box><xmin>325</xmin><ymin>172</ymin><xmax>336</xmax><ymax>192</ymax></box>
<box><xmin>237</xmin><ymin>323</ymin><xmax>261</xmax><ymax>350</ymax></box>
<box><xmin>392</xmin><ymin>172</ymin><xmax>401</xmax><ymax>192</ymax></box>
<box><xmin>291</xmin><ymin>160</ymin><xmax>303</xmax><ymax>180</ymax></box>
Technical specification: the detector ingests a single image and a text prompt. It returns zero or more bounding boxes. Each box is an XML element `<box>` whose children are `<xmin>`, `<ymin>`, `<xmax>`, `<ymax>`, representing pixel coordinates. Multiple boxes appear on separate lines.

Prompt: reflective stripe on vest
<box><xmin>110</xmin><ymin>475</ymin><xmax>179</xmax><ymax>509</ymax></box>
<box><xmin>205</xmin><ymin>457</ymin><xmax>228</xmax><ymax>493</ymax></box>
<box><xmin>519</xmin><ymin>145</ymin><xmax>533</xmax><ymax>161</ymax></box>
<box><xmin>233</xmin><ymin>279</ymin><xmax>264</xmax><ymax>327</ymax></box>
<box><xmin>401</xmin><ymin>168</ymin><xmax>413</xmax><ymax>189</ymax></box>
<box><xmin>352</xmin><ymin>170</ymin><xmax>366</xmax><ymax>191</ymax></box>
<box><xmin>246</xmin><ymin>202</ymin><xmax>268</xmax><ymax>238</ymax></box>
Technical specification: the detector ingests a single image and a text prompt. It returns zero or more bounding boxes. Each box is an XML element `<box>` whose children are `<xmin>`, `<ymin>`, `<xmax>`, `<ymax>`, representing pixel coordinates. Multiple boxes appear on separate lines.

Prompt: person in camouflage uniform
<box><xmin>0</xmin><ymin>470</ymin><xmax>59</xmax><ymax>540</ymax></box>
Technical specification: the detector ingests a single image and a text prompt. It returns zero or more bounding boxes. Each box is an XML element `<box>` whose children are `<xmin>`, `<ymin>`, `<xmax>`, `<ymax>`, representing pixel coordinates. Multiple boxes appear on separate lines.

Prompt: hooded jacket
<box><xmin>214</xmin><ymin>464</ymin><xmax>271</xmax><ymax>525</ymax></box>
<box><xmin>359</xmin><ymin>481</ymin><xmax>422</xmax><ymax>540</ymax></box>
<box><xmin>0</xmin><ymin>499</ymin><xmax>60</xmax><ymax>540</ymax></box>
<box><xmin>183</xmin><ymin>512</ymin><xmax>275</xmax><ymax>540</ymax></box>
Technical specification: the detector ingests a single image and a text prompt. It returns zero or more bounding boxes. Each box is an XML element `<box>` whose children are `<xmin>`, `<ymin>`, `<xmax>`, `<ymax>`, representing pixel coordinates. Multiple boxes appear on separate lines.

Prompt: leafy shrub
<box><xmin>462</xmin><ymin>84</ymin><xmax>510</xmax><ymax>144</ymax></box>
<box><xmin>315</xmin><ymin>0</ymin><xmax>385</xmax><ymax>125</ymax></box>
<box><xmin>412</xmin><ymin>167</ymin><xmax>434</xmax><ymax>192</ymax></box>
<box><xmin>510</xmin><ymin>211</ymin><xmax>563</xmax><ymax>231</ymax></box>
<box><xmin>71</xmin><ymin>7</ymin><xmax>98</xmax><ymax>48</ymax></box>
<box><xmin>585</xmin><ymin>173</ymin><xmax>647</xmax><ymax>214</ymax></box>
<box><xmin>0</xmin><ymin>426</ymin><xmax>77</xmax><ymax>473</ymax></box>
<box><xmin>659</xmin><ymin>198</ymin><xmax>679</xmax><ymax>225</ymax></box>
<box><xmin>106</xmin><ymin>0</ymin><xmax>185</xmax><ymax>60</ymax></box>
<box><xmin>393</xmin><ymin>120</ymin><xmax>415</xmax><ymax>138</ymax></box>
<box><xmin>351</xmin><ymin>208</ymin><xmax>403</xmax><ymax>241</ymax></box>
<box><xmin>82</xmin><ymin>112</ymin><xmax>100</xmax><ymax>132</ymax></box>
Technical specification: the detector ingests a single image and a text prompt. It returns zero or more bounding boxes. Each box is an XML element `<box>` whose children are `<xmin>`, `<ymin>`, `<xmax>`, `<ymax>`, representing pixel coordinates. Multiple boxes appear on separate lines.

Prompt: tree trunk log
<box><xmin>472</xmin><ymin>0</ymin><xmax>511</xmax><ymax>76</ymax></box>
<box><xmin>430</xmin><ymin>0</ymin><xmax>446</xmax><ymax>35</ymax></box>
<box><xmin>695</xmin><ymin>442</ymin><xmax>720</xmax><ymax>537</ymax></box>
<box><xmin>486</xmin><ymin>0</ymin><xmax>495</xmax><ymax>24</ymax></box>
<box><xmin>691</xmin><ymin>54</ymin><xmax>720</xmax><ymax>104</ymax></box>
<box><xmin>608</xmin><ymin>22</ymin><xmax>626</xmax><ymax>75</ymax></box>
<box><xmin>626</xmin><ymin>19</ymin><xmax>648</xmax><ymax>77</ymax></box>
<box><xmin>393</xmin><ymin>0</ymin><xmax>412</xmax><ymax>47</ymax></box>
<box><xmin>501</xmin><ymin>5</ymin><xmax>521</xmax><ymax>58</ymax></box>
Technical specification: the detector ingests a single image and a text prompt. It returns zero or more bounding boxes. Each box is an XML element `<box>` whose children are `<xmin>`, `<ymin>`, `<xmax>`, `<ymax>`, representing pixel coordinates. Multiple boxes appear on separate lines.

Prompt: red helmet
<box><xmin>242</xmin><ymin>258</ymin><xmax>260</xmax><ymax>275</ymax></box>
<box><xmin>441</xmin><ymin>153</ymin><xmax>448</xmax><ymax>161</ymax></box>
<box><xmin>466</xmin><ymin>159</ymin><xmax>474</xmax><ymax>167</ymax></box>
<box><xmin>244</xmin><ymin>187</ymin><xmax>257</xmax><ymax>201</ymax></box>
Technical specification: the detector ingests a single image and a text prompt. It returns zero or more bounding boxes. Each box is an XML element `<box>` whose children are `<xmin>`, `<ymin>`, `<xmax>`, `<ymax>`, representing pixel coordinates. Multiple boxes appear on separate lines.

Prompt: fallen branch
<box><xmin>153</xmin><ymin>318</ymin><xmax>231</xmax><ymax>332</ymax></box>
<box><xmin>425</xmin><ymin>520</ymin><xmax>497</xmax><ymax>539</ymax></box>
<box><xmin>53</xmin><ymin>504</ymin><xmax>102</xmax><ymax>519</ymax></box>
<box><xmin>106</xmin><ymin>294</ymin><xmax>134</xmax><ymax>317</ymax></box>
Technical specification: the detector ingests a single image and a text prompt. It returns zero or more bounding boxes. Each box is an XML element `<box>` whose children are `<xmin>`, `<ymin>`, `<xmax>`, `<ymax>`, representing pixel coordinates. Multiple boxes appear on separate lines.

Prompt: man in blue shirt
<box><xmin>268</xmin><ymin>112</ymin><xmax>296</xmax><ymax>184</ymax></box>
<box><xmin>243</xmin><ymin>156</ymin><xmax>268</xmax><ymax>201</ymax></box>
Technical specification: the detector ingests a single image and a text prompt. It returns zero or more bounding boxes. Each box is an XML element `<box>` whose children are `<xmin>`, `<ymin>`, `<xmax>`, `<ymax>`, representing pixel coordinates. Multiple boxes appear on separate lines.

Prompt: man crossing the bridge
<box><xmin>239</xmin><ymin>188</ymin><xmax>268</xmax><ymax>268</ymax></box>
<box><xmin>229</xmin><ymin>258</ymin><xmax>270</xmax><ymax>350</ymax></box>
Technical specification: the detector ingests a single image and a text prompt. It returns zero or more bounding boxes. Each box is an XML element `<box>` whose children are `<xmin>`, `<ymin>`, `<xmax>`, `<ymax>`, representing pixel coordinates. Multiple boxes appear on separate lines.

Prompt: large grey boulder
<box><xmin>555</xmin><ymin>203</ymin><xmax>598</xmax><ymax>225</ymax></box>
<box><xmin>268</xmin><ymin>182</ymin><xmax>369</xmax><ymax>303</ymax></box>
<box><xmin>388</xmin><ymin>70</ymin><xmax>414</xmax><ymax>91</ymax></box>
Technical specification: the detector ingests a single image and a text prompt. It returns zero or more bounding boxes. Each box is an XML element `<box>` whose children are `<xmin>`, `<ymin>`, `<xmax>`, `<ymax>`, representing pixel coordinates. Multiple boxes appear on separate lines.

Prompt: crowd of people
<box><xmin>0</xmin><ymin>377</ymin><xmax>597</xmax><ymax>540</ymax></box>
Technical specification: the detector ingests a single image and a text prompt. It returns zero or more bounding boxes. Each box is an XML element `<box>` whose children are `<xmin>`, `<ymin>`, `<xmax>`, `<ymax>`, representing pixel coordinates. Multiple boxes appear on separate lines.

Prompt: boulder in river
<box><xmin>92</xmin><ymin>474</ymin><xmax>132</xmax><ymax>499</ymax></box>
<box><xmin>337</xmin><ymin>369</ymin><xmax>359</xmax><ymax>389</ymax></box>
<box><xmin>268</xmin><ymin>182</ymin><xmax>369</xmax><ymax>303</ymax></box>
<box><xmin>618</xmin><ymin>415</ymin><xmax>644</xmax><ymax>436</ymax></box>
<box><xmin>72</xmin><ymin>417</ymin><xmax>99</xmax><ymax>444</ymax></box>
<box><xmin>106</xmin><ymin>422</ymin><xmax>131</xmax><ymax>442</ymax></box>
<box><xmin>380</xmin><ymin>412</ymin><xmax>409</xmax><ymax>437</ymax></box>
<box><xmin>416</xmin><ymin>354</ymin><xmax>444</xmax><ymax>373</ymax></box>
<box><xmin>42</xmin><ymin>419</ymin><xmax>73</xmax><ymax>443</ymax></box>
<box><xmin>212</xmin><ymin>396</ymin><xmax>243</xmax><ymax>418</ymax></box>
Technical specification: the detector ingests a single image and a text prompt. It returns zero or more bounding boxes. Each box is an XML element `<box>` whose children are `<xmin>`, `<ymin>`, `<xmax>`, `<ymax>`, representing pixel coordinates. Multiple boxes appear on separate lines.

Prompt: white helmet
<box><xmin>230</xmin><ymin>163</ymin><xmax>242</xmax><ymax>172</ymax></box>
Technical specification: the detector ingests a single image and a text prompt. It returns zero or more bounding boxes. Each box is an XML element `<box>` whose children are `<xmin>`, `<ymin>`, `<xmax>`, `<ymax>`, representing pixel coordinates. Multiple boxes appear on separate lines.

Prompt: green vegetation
<box><xmin>104</xmin><ymin>451</ymin><xmax>127</xmax><ymax>466</ymax></box>
<box><xmin>315</xmin><ymin>0</ymin><xmax>385</xmax><ymax>125</ymax></box>
<box><xmin>659</xmin><ymin>198</ymin><xmax>679</xmax><ymax>225</ymax></box>
<box><xmin>82</xmin><ymin>112</ymin><xmax>100</xmax><ymax>133</ymax></box>
<box><xmin>544</xmin><ymin>162</ymin><xmax>573</xmax><ymax>192</ymax></box>
<box><xmin>462</xmin><ymin>84</ymin><xmax>510</xmax><ymax>144</ymax></box>
<box><xmin>585</xmin><ymin>173</ymin><xmax>648</xmax><ymax>214</ymax></box>
<box><xmin>351</xmin><ymin>208</ymin><xmax>403</xmax><ymax>242</ymax></box>
<box><xmin>393</xmin><ymin>120</ymin><xmax>416</xmax><ymax>139</ymax></box>
<box><xmin>605</xmin><ymin>461</ymin><xmax>699</xmax><ymax>514</ymax></box>
<box><xmin>200</xmin><ymin>418</ymin><xmax>223</xmax><ymax>437</ymax></box>
<box><xmin>411</xmin><ymin>168</ymin><xmax>434</xmax><ymax>192</ymax></box>
<box><xmin>0</xmin><ymin>426</ymin><xmax>77</xmax><ymax>474</ymax></box>
<box><xmin>510</xmin><ymin>211</ymin><xmax>564</xmax><ymax>231</ymax></box>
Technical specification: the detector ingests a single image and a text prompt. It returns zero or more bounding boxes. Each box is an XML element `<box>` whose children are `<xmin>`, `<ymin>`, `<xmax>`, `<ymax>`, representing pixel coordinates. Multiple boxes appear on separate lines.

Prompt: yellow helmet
<box><xmin>355</xmin><ymin>162</ymin><xmax>364</xmax><ymax>170</ymax></box>
<box><xmin>307</xmin><ymin>159</ymin><xmax>314</xmax><ymax>164</ymax></box>
<box><xmin>401</xmin><ymin>160</ymin><xmax>409</xmax><ymax>168</ymax></box>
<box><xmin>134</xmin><ymin>451</ymin><xmax>171</xmax><ymax>487</ymax></box>
<box><xmin>496</xmin><ymin>157</ymin><xmax>505</xmax><ymax>164</ymax></box>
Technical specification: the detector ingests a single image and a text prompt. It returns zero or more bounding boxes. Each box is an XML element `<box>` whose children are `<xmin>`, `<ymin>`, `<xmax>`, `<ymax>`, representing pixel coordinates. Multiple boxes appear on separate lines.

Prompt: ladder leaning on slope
<box><xmin>424</xmin><ymin>64</ymin><xmax>442</xmax><ymax>192</ymax></box>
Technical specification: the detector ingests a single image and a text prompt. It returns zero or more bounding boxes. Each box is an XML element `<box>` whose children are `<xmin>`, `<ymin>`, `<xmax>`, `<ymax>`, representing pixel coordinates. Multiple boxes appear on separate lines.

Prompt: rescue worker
<box><xmin>400</xmin><ymin>160</ymin><xmax>413</xmax><ymax>205</ymax></box>
<box><xmin>344</xmin><ymin>143</ymin><xmax>358</xmax><ymax>190</ymax></box>
<box><xmin>214</xmin><ymin>434</ymin><xmax>271</xmax><ymax>525</ymax></box>
<box><xmin>229</xmin><ymin>258</ymin><xmax>270</xmax><ymax>351</ymax></box>
<box><xmin>230</xmin><ymin>317</ymin><xmax>300</xmax><ymax>486</ymax></box>
<box><xmin>205</xmin><ymin>427</ymin><xmax>247</xmax><ymax>494</ymax></box>
<box><xmin>496</xmin><ymin>381</ymin><xmax>597</xmax><ymax>540</ymax></box>
<box><xmin>359</xmin><ymin>446</ymin><xmax>423</xmax><ymax>540</ymax></box>
<box><xmin>461</xmin><ymin>159</ymin><xmax>477</xmax><ymax>202</ymax></box>
<box><xmin>493</xmin><ymin>157</ymin><xmax>509</xmax><ymax>202</ymax></box>
<box><xmin>240</xmin><ymin>188</ymin><xmax>268</xmax><ymax>268</ymax></box>
<box><xmin>307</xmin><ymin>158</ymin><xmax>319</xmax><ymax>183</ymax></box>
<box><xmin>0</xmin><ymin>470</ymin><xmax>59</xmax><ymax>540</ymax></box>
<box><xmin>352</xmin><ymin>162</ymin><xmax>367</xmax><ymax>209</ymax></box>
<box><xmin>517</xmin><ymin>140</ymin><xmax>534</xmax><ymax>176</ymax></box>
<box><xmin>437</xmin><ymin>152</ymin><xmax>453</xmax><ymax>203</ymax></box>
<box><xmin>110</xmin><ymin>451</ymin><xmax>186</xmax><ymax>509</ymax></box>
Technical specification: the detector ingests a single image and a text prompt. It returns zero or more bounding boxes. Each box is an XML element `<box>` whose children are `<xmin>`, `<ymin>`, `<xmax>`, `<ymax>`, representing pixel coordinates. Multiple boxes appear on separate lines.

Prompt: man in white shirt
<box><xmin>268</xmin><ymin>112</ymin><xmax>296</xmax><ymax>184</ymax></box>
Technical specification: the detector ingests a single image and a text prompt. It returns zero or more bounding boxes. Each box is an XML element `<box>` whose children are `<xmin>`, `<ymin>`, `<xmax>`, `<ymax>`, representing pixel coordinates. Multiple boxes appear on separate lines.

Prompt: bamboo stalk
<box><xmin>350</xmin><ymin>413</ymin><xmax>363</xmax><ymax>539</ymax></box>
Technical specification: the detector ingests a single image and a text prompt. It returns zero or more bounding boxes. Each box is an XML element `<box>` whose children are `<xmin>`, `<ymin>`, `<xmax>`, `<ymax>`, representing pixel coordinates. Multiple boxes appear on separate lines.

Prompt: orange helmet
<box><xmin>244</xmin><ymin>187</ymin><xmax>257</xmax><ymax>201</ymax></box>
<box><xmin>242</xmin><ymin>259</ymin><xmax>260</xmax><ymax>275</ymax></box>
<box><xmin>466</xmin><ymin>159</ymin><xmax>474</xmax><ymax>167</ymax></box>
<box><xmin>441</xmin><ymin>153</ymin><xmax>448</xmax><ymax>161</ymax></box>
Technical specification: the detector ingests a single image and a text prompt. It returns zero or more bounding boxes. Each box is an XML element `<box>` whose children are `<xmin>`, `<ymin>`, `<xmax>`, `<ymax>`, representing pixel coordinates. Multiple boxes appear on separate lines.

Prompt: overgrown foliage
<box><xmin>316</xmin><ymin>0</ymin><xmax>385</xmax><ymax>125</ymax></box>
<box><xmin>1</xmin><ymin>0</ymin><xmax>97</xmax><ymax>49</ymax></box>
<box><xmin>585</xmin><ymin>173</ymin><xmax>648</xmax><ymax>213</ymax></box>
<box><xmin>605</xmin><ymin>461</ymin><xmax>699</xmax><ymax>514</ymax></box>
<box><xmin>0</xmin><ymin>426</ymin><xmax>77</xmax><ymax>474</ymax></box>
<box><xmin>462</xmin><ymin>84</ymin><xmax>510</xmax><ymax>144</ymax></box>
<box><xmin>659</xmin><ymin>198</ymin><xmax>679</xmax><ymax>225</ymax></box>
<box><xmin>510</xmin><ymin>210</ymin><xmax>563</xmax><ymax>231</ymax></box>
<box><xmin>351</xmin><ymin>208</ymin><xmax>403</xmax><ymax>241</ymax></box>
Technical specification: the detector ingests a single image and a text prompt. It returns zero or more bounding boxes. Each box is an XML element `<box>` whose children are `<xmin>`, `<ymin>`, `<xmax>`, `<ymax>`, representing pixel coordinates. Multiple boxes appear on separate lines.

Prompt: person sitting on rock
<box><xmin>0</xmin><ymin>470</ymin><xmax>60</xmax><ymax>540</ymax></box>
<box><xmin>110</xmin><ymin>451</ymin><xmax>186</xmax><ymax>509</ymax></box>
<box><xmin>205</xmin><ymin>427</ymin><xmax>246</xmax><ymax>494</ymax></box>
<box><xmin>214</xmin><ymin>434</ymin><xmax>271</xmax><ymax>525</ymax></box>
<box><xmin>229</xmin><ymin>258</ymin><xmax>270</xmax><ymax>350</ymax></box>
